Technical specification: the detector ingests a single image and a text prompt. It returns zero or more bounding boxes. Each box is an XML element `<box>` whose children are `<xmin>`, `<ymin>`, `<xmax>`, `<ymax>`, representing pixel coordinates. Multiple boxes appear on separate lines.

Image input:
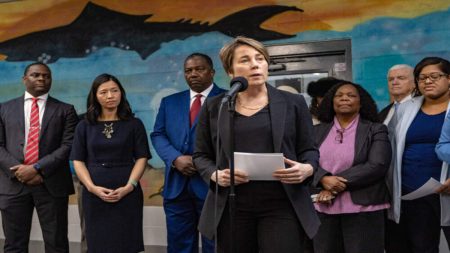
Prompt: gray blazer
<box><xmin>193</xmin><ymin>84</ymin><xmax>320</xmax><ymax>239</ymax></box>
<box><xmin>313</xmin><ymin>118</ymin><xmax>391</xmax><ymax>206</ymax></box>
<box><xmin>388</xmin><ymin>96</ymin><xmax>450</xmax><ymax>225</ymax></box>
<box><xmin>0</xmin><ymin>96</ymin><xmax>78</xmax><ymax>198</ymax></box>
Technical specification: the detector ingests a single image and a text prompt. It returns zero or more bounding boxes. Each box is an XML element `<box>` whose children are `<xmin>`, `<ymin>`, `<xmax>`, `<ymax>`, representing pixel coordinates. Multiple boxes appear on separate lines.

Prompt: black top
<box><xmin>70</xmin><ymin>118</ymin><xmax>151</xmax><ymax>165</ymax></box>
<box><xmin>234</xmin><ymin>106</ymin><xmax>274</xmax><ymax>153</ymax></box>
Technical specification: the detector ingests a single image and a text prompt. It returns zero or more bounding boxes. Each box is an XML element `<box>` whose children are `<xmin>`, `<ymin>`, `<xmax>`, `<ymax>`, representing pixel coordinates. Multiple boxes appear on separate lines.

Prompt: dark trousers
<box><xmin>385</xmin><ymin>194</ymin><xmax>450</xmax><ymax>253</ymax></box>
<box><xmin>164</xmin><ymin>183</ymin><xmax>214</xmax><ymax>253</ymax></box>
<box><xmin>444</xmin><ymin>227</ymin><xmax>450</xmax><ymax>249</ymax></box>
<box><xmin>313</xmin><ymin>210</ymin><xmax>385</xmax><ymax>253</ymax></box>
<box><xmin>76</xmin><ymin>181</ymin><xmax>87</xmax><ymax>253</ymax></box>
<box><xmin>0</xmin><ymin>185</ymin><xmax>69</xmax><ymax>253</ymax></box>
<box><xmin>217</xmin><ymin>182</ymin><xmax>305</xmax><ymax>253</ymax></box>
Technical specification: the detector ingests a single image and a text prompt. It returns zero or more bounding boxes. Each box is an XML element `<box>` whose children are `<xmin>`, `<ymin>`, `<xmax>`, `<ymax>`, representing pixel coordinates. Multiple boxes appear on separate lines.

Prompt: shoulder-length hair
<box><xmin>86</xmin><ymin>73</ymin><xmax>133</xmax><ymax>124</ymax></box>
<box><xmin>413</xmin><ymin>56</ymin><xmax>450</xmax><ymax>96</ymax></box>
<box><xmin>317</xmin><ymin>81</ymin><xmax>379</xmax><ymax>123</ymax></box>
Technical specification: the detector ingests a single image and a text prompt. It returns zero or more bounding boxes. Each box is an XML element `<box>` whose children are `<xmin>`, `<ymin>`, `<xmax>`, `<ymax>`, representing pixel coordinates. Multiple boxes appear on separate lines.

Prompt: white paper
<box><xmin>234</xmin><ymin>152</ymin><xmax>284</xmax><ymax>181</ymax></box>
<box><xmin>401</xmin><ymin>178</ymin><xmax>442</xmax><ymax>200</ymax></box>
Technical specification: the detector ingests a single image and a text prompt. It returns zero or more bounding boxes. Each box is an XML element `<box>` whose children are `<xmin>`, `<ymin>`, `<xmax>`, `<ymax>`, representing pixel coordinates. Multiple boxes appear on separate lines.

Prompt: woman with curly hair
<box><xmin>307</xmin><ymin>77</ymin><xmax>344</xmax><ymax>125</ymax></box>
<box><xmin>312</xmin><ymin>81</ymin><xmax>392</xmax><ymax>253</ymax></box>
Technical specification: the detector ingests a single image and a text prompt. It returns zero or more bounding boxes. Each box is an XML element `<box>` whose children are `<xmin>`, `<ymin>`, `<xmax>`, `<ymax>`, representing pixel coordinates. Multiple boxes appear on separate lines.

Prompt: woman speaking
<box><xmin>193</xmin><ymin>36</ymin><xmax>320</xmax><ymax>253</ymax></box>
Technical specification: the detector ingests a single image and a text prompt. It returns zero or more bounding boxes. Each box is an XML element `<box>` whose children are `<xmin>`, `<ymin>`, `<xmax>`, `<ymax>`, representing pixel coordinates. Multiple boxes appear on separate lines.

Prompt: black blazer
<box><xmin>193</xmin><ymin>84</ymin><xmax>320</xmax><ymax>239</ymax></box>
<box><xmin>378</xmin><ymin>103</ymin><xmax>393</xmax><ymax>122</ymax></box>
<box><xmin>0</xmin><ymin>96</ymin><xmax>78</xmax><ymax>197</ymax></box>
<box><xmin>313</xmin><ymin>118</ymin><xmax>391</xmax><ymax>206</ymax></box>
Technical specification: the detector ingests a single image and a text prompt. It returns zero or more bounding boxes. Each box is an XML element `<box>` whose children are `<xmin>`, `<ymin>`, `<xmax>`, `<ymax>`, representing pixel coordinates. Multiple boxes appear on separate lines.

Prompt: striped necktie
<box><xmin>24</xmin><ymin>98</ymin><xmax>40</xmax><ymax>165</ymax></box>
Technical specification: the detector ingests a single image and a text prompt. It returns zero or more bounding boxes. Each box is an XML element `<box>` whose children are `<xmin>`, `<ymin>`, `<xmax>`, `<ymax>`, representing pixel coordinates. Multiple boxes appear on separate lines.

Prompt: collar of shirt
<box><xmin>24</xmin><ymin>91</ymin><xmax>49</xmax><ymax>102</ymax></box>
<box><xmin>333</xmin><ymin>114</ymin><xmax>360</xmax><ymax>131</ymax></box>
<box><xmin>396</xmin><ymin>94</ymin><xmax>413</xmax><ymax>105</ymax></box>
<box><xmin>189</xmin><ymin>83</ymin><xmax>214</xmax><ymax>106</ymax></box>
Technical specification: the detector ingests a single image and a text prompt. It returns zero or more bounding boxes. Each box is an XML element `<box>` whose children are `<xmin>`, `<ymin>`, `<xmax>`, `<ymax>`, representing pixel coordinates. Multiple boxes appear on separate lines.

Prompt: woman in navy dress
<box><xmin>71</xmin><ymin>73</ymin><xmax>151</xmax><ymax>253</ymax></box>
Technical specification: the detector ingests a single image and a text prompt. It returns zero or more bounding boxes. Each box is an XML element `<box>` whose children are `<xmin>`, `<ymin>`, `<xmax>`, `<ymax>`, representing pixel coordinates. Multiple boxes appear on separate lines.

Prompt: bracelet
<box><xmin>128</xmin><ymin>179</ymin><xmax>138</xmax><ymax>188</ymax></box>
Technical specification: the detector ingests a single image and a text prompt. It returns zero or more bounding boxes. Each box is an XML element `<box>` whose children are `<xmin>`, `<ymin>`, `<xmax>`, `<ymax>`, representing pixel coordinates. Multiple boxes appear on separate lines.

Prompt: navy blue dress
<box><xmin>70</xmin><ymin>118</ymin><xmax>151</xmax><ymax>253</ymax></box>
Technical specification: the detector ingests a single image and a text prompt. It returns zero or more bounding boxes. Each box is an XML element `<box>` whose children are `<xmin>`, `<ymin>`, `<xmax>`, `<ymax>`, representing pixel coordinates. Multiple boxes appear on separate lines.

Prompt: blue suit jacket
<box><xmin>151</xmin><ymin>84</ymin><xmax>226</xmax><ymax>200</ymax></box>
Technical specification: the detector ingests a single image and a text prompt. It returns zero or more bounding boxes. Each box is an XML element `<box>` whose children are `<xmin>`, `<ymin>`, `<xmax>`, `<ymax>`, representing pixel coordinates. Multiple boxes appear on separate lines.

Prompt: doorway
<box><xmin>266</xmin><ymin>39</ymin><xmax>352</xmax><ymax>104</ymax></box>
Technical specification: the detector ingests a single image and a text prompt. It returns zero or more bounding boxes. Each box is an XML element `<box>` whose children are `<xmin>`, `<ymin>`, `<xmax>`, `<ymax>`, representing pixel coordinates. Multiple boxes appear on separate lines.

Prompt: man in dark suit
<box><xmin>379</xmin><ymin>64</ymin><xmax>415</xmax><ymax>124</ymax></box>
<box><xmin>151</xmin><ymin>53</ymin><xmax>226</xmax><ymax>253</ymax></box>
<box><xmin>0</xmin><ymin>62</ymin><xmax>78</xmax><ymax>253</ymax></box>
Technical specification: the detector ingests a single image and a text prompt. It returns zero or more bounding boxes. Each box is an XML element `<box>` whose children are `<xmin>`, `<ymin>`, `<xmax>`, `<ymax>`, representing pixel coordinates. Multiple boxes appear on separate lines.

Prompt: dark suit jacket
<box><xmin>193</xmin><ymin>84</ymin><xmax>320</xmax><ymax>239</ymax></box>
<box><xmin>313</xmin><ymin>118</ymin><xmax>391</xmax><ymax>206</ymax></box>
<box><xmin>151</xmin><ymin>84</ymin><xmax>226</xmax><ymax>200</ymax></box>
<box><xmin>379</xmin><ymin>103</ymin><xmax>393</xmax><ymax>122</ymax></box>
<box><xmin>0</xmin><ymin>96</ymin><xmax>78</xmax><ymax>198</ymax></box>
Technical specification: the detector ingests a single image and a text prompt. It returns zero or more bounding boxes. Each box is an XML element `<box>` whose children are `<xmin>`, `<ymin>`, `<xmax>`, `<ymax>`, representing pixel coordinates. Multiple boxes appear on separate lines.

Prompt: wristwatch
<box><xmin>33</xmin><ymin>163</ymin><xmax>41</xmax><ymax>171</ymax></box>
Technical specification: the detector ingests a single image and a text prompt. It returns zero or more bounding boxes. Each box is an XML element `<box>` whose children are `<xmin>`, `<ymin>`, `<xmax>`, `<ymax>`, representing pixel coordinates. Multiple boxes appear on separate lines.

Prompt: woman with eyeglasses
<box><xmin>387</xmin><ymin>57</ymin><xmax>450</xmax><ymax>253</ymax></box>
<box><xmin>312</xmin><ymin>81</ymin><xmax>391</xmax><ymax>253</ymax></box>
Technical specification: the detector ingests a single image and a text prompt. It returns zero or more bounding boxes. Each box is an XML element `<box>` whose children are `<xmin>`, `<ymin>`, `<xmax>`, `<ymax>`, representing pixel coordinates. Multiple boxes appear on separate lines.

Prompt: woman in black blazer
<box><xmin>312</xmin><ymin>81</ymin><xmax>391</xmax><ymax>253</ymax></box>
<box><xmin>193</xmin><ymin>36</ymin><xmax>320</xmax><ymax>253</ymax></box>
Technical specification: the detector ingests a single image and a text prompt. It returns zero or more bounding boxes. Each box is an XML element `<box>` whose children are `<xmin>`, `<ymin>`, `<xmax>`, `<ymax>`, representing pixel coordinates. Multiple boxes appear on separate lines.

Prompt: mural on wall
<box><xmin>0</xmin><ymin>2</ymin><xmax>302</xmax><ymax>63</ymax></box>
<box><xmin>1</xmin><ymin>0</ymin><xmax>449</xmax><ymax>205</ymax></box>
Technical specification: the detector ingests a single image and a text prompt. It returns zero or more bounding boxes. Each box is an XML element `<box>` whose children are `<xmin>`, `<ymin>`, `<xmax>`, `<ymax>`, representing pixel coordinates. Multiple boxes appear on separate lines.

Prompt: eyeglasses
<box><xmin>416</xmin><ymin>72</ymin><xmax>448</xmax><ymax>83</ymax></box>
<box><xmin>335</xmin><ymin>129</ymin><xmax>345</xmax><ymax>144</ymax></box>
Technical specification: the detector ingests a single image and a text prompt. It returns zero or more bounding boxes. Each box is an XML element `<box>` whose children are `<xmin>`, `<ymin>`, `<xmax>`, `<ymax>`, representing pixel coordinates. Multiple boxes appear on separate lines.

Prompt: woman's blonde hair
<box><xmin>219</xmin><ymin>36</ymin><xmax>270</xmax><ymax>75</ymax></box>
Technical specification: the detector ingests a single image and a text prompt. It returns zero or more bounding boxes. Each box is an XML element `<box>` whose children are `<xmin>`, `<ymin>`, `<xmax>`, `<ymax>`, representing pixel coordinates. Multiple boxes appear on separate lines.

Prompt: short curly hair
<box><xmin>317</xmin><ymin>81</ymin><xmax>379</xmax><ymax>123</ymax></box>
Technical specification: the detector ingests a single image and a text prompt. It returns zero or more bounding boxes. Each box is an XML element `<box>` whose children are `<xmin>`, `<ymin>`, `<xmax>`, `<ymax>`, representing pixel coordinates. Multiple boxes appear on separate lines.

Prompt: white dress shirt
<box><xmin>189</xmin><ymin>83</ymin><xmax>213</xmax><ymax>108</ymax></box>
<box><xmin>383</xmin><ymin>94</ymin><xmax>412</xmax><ymax>125</ymax></box>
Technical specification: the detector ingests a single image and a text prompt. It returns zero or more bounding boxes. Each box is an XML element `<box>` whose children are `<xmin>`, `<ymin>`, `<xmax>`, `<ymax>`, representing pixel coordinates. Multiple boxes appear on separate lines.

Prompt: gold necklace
<box><xmin>237</xmin><ymin>98</ymin><xmax>268</xmax><ymax>110</ymax></box>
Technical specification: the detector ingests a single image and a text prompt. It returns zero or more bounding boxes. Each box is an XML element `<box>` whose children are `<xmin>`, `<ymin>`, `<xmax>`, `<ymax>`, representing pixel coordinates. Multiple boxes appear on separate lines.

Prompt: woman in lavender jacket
<box><xmin>312</xmin><ymin>81</ymin><xmax>391</xmax><ymax>253</ymax></box>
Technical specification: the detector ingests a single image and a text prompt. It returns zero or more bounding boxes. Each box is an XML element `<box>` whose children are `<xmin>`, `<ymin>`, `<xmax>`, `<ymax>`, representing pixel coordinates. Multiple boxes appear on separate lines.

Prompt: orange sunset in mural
<box><xmin>0</xmin><ymin>0</ymin><xmax>449</xmax><ymax>43</ymax></box>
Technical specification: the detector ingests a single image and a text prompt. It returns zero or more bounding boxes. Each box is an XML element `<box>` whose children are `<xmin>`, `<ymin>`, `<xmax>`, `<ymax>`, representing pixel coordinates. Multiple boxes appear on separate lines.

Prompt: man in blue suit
<box><xmin>151</xmin><ymin>53</ymin><xmax>226</xmax><ymax>253</ymax></box>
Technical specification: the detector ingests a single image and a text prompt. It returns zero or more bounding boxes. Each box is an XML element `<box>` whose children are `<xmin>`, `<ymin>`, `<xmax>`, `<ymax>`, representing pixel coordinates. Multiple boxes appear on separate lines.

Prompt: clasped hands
<box><xmin>10</xmin><ymin>164</ymin><xmax>43</xmax><ymax>186</ymax></box>
<box><xmin>211</xmin><ymin>158</ymin><xmax>314</xmax><ymax>187</ymax></box>
<box><xmin>88</xmin><ymin>184</ymin><xmax>134</xmax><ymax>203</ymax></box>
<box><xmin>316</xmin><ymin>175</ymin><xmax>348</xmax><ymax>204</ymax></box>
<box><xmin>173</xmin><ymin>155</ymin><xmax>197</xmax><ymax>176</ymax></box>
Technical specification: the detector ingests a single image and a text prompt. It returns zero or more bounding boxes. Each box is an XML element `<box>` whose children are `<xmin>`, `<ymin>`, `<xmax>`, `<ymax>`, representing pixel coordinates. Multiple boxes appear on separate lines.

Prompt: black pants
<box><xmin>217</xmin><ymin>181</ymin><xmax>305</xmax><ymax>253</ymax></box>
<box><xmin>0</xmin><ymin>185</ymin><xmax>69</xmax><ymax>253</ymax></box>
<box><xmin>76</xmin><ymin>181</ymin><xmax>88</xmax><ymax>253</ymax></box>
<box><xmin>313</xmin><ymin>210</ymin><xmax>385</xmax><ymax>253</ymax></box>
<box><xmin>385</xmin><ymin>194</ymin><xmax>450</xmax><ymax>253</ymax></box>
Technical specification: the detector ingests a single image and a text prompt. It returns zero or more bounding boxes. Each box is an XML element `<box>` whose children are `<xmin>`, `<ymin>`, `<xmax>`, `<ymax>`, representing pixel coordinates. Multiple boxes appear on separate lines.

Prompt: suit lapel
<box><xmin>40</xmin><ymin>96</ymin><xmax>57</xmax><ymax>137</ymax></box>
<box><xmin>316</xmin><ymin>123</ymin><xmax>333</xmax><ymax>146</ymax></box>
<box><xmin>218</xmin><ymin>99</ymin><xmax>231</xmax><ymax>160</ymax></box>
<box><xmin>16</xmin><ymin>96</ymin><xmax>26</xmax><ymax>144</ymax></box>
<box><xmin>210</xmin><ymin>83</ymin><xmax>226</xmax><ymax>97</ymax></box>
<box><xmin>177</xmin><ymin>91</ymin><xmax>190</xmax><ymax>132</ymax></box>
<box><xmin>267</xmin><ymin>85</ymin><xmax>286</xmax><ymax>152</ymax></box>
<box><xmin>354</xmin><ymin>119</ymin><xmax>370</xmax><ymax>159</ymax></box>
